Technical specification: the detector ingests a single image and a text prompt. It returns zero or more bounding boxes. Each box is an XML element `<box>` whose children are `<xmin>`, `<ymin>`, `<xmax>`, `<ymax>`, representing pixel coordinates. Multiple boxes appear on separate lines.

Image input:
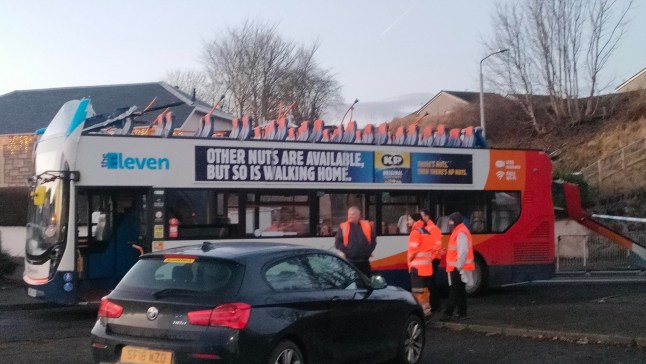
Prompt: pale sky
<box><xmin>1</xmin><ymin>0</ymin><xmax>644</xmax><ymax>102</ymax></box>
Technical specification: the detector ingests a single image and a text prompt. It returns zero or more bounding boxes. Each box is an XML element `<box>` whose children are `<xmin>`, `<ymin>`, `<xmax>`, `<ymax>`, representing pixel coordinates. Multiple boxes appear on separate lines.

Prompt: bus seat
<box><xmin>406</xmin><ymin>124</ymin><xmax>419</xmax><ymax>146</ymax></box>
<box><xmin>354</xmin><ymin>130</ymin><xmax>362</xmax><ymax>143</ymax></box>
<box><xmin>172</xmin><ymin>265</ymin><xmax>193</xmax><ymax>284</ymax></box>
<box><xmin>252</xmin><ymin>126</ymin><xmax>263</xmax><ymax>140</ymax></box>
<box><xmin>392</xmin><ymin>126</ymin><xmax>406</xmax><ymax>145</ymax></box>
<box><xmin>447</xmin><ymin>128</ymin><xmax>460</xmax><ymax>147</ymax></box>
<box><xmin>275</xmin><ymin>118</ymin><xmax>288</xmax><ymax>140</ymax></box>
<box><xmin>297</xmin><ymin>121</ymin><xmax>310</xmax><ymax>142</ymax></box>
<box><xmin>375</xmin><ymin>122</ymin><xmax>390</xmax><ymax>145</ymax></box>
<box><xmin>474</xmin><ymin>127</ymin><xmax>487</xmax><ymax>148</ymax></box>
<box><xmin>436</xmin><ymin>216</ymin><xmax>450</xmax><ymax>234</ymax></box>
<box><xmin>342</xmin><ymin>121</ymin><xmax>357</xmax><ymax>143</ymax></box>
<box><xmin>432</xmin><ymin>124</ymin><xmax>447</xmax><ymax>147</ymax></box>
<box><xmin>286</xmin><ymin>127</ymin><xmax>296</xmax><ymax>141</ymax></box>
<box><xmin>309</xmin><ymin>119</ymin><xmax>324</xmax><ymax>142</ymax></box>
<box><xmin>419</xmin><ymin>126</ymin><xmax>433</xmax><ymax>146</ymax></box>
<box><xmin>239</xmin><ymin>116</ymin><xmax>252</xmax><ymax>140</ymax></box>
<box><xmin>321</xmin><ymin>129</ymin><xmax>330</xmax><ymax>142</ymax></box>
<box><xmin>332</xmin><ymin>124</ymin><xmax>344</xmax><ymax>143</ymax></box>
<box><xmin>362</xmin><ymin>124</ymin><xmax>375</xmax><ymax>144</ymax></box>
<box><xmin>229</xmin><ymin>118</ymin><xmax>240</xmax><ymax>139</ymax></box>
<box><xmin>264</xmin><ymin>120</ymin><xmax>276</xmax><ymax>140</ymax></box>
<box><xmin>470</xmin><ymin>210</ymin><xmax>486</xmax><ymax>233</ymax></box>
<box><xmin>162</xmin><ymin>112</ymin><xmax>175</xmax><ymax>138</ymax></box>
<box><xmin>461</xmin><ymin>127</ymin><xmax>475</xmax><ymax>147</ymax></box>
<box><xmin>197</xmin><ymin>113</ymin><xmax>215</xmax><ymax>138</ymax></box>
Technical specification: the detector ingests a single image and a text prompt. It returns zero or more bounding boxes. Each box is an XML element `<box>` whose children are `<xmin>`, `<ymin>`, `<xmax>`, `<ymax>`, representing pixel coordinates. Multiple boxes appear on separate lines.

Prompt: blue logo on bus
<box><xmin>63</xmin><ymin>273</ymin><xmax>73</xmax><ymax>282</ymax></box>
<box><xmin>101</xmin><ymin>153</ymin><xmax>170</xmax><ymax>170</ymax></box>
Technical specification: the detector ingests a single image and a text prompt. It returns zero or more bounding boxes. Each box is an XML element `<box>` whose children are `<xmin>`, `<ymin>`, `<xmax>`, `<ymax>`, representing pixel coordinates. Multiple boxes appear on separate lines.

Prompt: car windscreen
<box><xmin>115</xmin><ymin>256</ymin><xmax>245</xmax><ymax>298</ymax></box>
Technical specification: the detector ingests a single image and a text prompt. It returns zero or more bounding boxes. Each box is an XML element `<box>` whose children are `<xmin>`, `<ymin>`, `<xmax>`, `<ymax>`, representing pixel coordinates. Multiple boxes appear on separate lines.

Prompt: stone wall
<box><xmin>0</xmin><ymin>134</ymin><xmax>35</xmax><ymax>187</ymax></box>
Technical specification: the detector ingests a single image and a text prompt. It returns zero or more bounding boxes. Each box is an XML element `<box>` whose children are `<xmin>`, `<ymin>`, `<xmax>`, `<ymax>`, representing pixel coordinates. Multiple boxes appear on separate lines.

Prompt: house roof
<box><xmin>615</xmin><ymin>67</ymin><xmax>646</xmax><ymax>92</ymax></box>
<box><xmin>415</xmin><ymin>90</ymin><xmax>501</xmax><ymax>115</ymax></box>
<box><xmin>0</xmin><ymin>82</ymin><xmax>231</xmax><ymax>134</ymax></box>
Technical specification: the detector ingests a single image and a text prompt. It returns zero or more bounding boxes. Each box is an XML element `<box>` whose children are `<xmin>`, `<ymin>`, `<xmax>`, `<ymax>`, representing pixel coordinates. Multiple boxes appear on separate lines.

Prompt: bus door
<box><xmin>77</xmin><ymin>189</ymin><xmax>149</xmax><ymax>289</ymax></box>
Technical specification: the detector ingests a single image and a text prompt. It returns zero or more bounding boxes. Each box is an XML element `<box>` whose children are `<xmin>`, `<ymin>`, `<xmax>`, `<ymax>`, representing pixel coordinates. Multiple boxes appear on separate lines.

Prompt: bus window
<box><xmin>379</xmin><ymin>192</ymin><xmax>423</xmax><ymax>235</ymax></box>
<box><xmin>165</xmin><ymin>190</ymin><xmax>238</xmax><ymax>239</ymax></box>
<box><xmin>436</xmin><ymin>191</ymin><xmax>488</xmax><ymax>234</ymax></box>
<box><xmin>318</xmin><ymin>193</ymin><xmax>367</xmax><ymax>237</ymax></box>
<box><xmin>246</xmin><ymin>193</ymin><xmax>309</xmax><ymax>238</ymax></box>
<box><xmin>491</xmin><ymin>192</ymin><xmax>521</xmax><ymax>232</ymax></box>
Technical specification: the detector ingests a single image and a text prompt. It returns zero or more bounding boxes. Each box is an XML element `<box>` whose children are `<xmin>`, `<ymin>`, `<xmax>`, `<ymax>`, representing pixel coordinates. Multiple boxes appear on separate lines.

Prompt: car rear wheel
<box><xmin>268</xmin><ymin>340</ymin><xmax>304</xmax><ymax>364</ymax></box>
<box><xmin>396</xmin><ymin>315</ymin><xmax>425</xmax><ymax>364</ymax></box>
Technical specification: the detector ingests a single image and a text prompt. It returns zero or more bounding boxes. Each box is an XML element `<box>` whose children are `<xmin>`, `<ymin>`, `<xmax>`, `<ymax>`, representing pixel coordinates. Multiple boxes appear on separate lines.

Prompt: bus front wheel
<box><xmin>465</xmin><ymin>255</ymin><xmax>488</xmax><ymax>296</ymax></box>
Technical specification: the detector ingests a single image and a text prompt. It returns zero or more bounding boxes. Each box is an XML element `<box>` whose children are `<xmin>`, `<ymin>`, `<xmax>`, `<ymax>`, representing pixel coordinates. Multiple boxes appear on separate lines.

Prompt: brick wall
<box><xmin>0</xmin><ymin>134</ymin><xmax>35</xmax><ymax>187</ymax></box>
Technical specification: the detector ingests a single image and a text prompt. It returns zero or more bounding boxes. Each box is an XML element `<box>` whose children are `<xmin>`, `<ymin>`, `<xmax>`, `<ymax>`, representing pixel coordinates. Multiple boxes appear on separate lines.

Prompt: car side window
<box><xmin>304</xmin><ymin>254</ymin><xmax>366</xmax><ymax>290</ymax></box>
<box><xmin>264</xmin><ymin>257</ymin><xmax>319</xmax><ymax>291</ymax></box>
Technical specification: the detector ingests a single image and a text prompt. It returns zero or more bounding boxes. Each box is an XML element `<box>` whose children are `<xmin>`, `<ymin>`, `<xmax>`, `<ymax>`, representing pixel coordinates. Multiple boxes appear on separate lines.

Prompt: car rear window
<box><xmin>115</xmin><ymin>256</ymin><xmax>244</xmax><ymax>297</ymax></box>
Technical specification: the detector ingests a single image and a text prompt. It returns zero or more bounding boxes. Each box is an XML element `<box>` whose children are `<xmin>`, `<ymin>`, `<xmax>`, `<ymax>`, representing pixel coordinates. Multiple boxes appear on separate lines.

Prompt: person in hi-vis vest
<box><xmin>440</xmin><ymin>212</ymin><xmax>475</xmax><ymax>321</ymax></box>
<box><xmin>335</xmin><ymin>206</ymin><xmax>377</xmax><ymax>277</ymax></box>
<box><xmin>407</xmin><ymin>212</ymin><xmax>433</xmax><ymax>317</ymax></box>
<box><xmin>420</xmin><ymin>209</ymin><xmax>444</xmax><ymax>314</ymax></box>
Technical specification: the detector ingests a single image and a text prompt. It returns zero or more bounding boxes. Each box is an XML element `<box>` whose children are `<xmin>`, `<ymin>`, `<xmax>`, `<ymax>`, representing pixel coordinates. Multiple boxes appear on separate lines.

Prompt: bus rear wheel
<box><xmin>465</xmin><ymin>255</ymin><xmax>487</xmax><ymax>296</ymax></box>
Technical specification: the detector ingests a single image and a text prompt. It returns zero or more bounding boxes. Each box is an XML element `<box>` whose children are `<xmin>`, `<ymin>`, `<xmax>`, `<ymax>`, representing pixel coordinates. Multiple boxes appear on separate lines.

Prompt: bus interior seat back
<box><xmin>393</xmin><ymin>126</ymin><xmax>406</xmax><ymax>145</ymax></box>
<box><xmin>342</xmin><ymin>121</ymin><xmax>357</xmax><ymax>143</ymax></box>
<box><xmin>406</xmin><ymin>124</ymin><xmax>419</xmax><ymax>146</ymax></box>
<box><xmin>172</xmin><ymin>265</ymin><xmax>193</xmax><ymax>285</ymax></box>
<box><xmin>252</xmin><ymin>126</ymin><xmax>263</xmax><ymax>140</ymax></box>
<box><xmin>432</xmin><ymin>124</ymin><xmax>447</xmax><ymax>147</ymax></box>
<box><xmin>239</xmin><ymin>116</ymin><xmax>252</xmax><ymax>140</ymax></box>
<box><xmin>470</xmin><ymin>210</ymin><xmax>486</xmax><ymax>233</ymax></box>
<box><xmin>160</xmin><ymin>112</ymin><xmax>175</xmax><ymax>138</ymax></box>
<box><xmin>436</xmin><ymin>216</ymin><xmax>450</xmax><ymax>234</ymax></box>
<box><xmin>119</xmin><ymin>117</ymin><xmax>134</xmax><ymax>135</ymax></box>
<box><xmin>309</xmin><ymin>119</ymin><xmax>324</xmax><ymax>142</ymax></box>
<box><xmin>264</xmin><ymin>120</ymin><xmax>277</xmax><ymax>140</ymax></box>
<box><xmin>297</xmin><ymin>121</ymin><xmax>310</xmax><ymax>142</ymax></box>
<box><xmin>474</xmin><ymin>127</ymin><xmax>487</xmax><ymax>148</ymax></box>
<box><xmin>447</xmin><ymin>128</ymin><xmax>461</xmax><ymax>147</ymax></box>
<box><xmin>286</xmin><ymin>127</ymin><xmax>296</xmax><ymax>141</ymax></box>
<box><xmin>229</xmin><ymin>118</ymin><xmax>240</xmax><ymax>139</ymax></box>
<box><xmin>276</xmin><ymin>118</ymin><xmax>288</xmax><ymax>140</ymax></box>
<box><xmin>321</xmin><ymin>129</ymin><xmax>330</xmax><ymax>142</ymax></box>
<box><xmin>332</xmin><ymin>124</ymin><xmax>344</xmax><ymax>143</ymax></box>
<box><xmin>354</xmin><ymin>130</ymin><xmax>362</xmax><ymax>143</ymax></box>
<box><xmin>462</xmin><ymin>127</ymin><xmax>475</xmax><ymax>147</ymax></box>
<box><xmin>199</xmin><ymin>113</ymin><xmax>215</xmax><ymax>138</ymax></box>
<box><xmin>362</xmin><ymin>124</ymin><xmax>375</xmax><ymax>144</ymax></box>
<box><xmin>375</xmin><ymin>122</ymin><xmax>389</xmax><ymax>145</ymax></box>
<box><xmin>419</xmin><ymin>126</ymin><xmax>433</xmax><ymax>146</ymax></box>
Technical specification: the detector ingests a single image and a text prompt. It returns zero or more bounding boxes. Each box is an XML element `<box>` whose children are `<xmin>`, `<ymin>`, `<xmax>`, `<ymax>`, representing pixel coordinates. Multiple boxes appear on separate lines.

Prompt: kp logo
<box><xmin>381</xmin><ymin>154</ymin><xmax>404</xmax><ymax>166</ymax></box>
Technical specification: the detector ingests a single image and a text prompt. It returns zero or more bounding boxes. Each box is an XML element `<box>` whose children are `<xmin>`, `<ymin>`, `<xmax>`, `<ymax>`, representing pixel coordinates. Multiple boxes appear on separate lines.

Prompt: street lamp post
<box><xmin>479</xmin><ymin>48</ymin><xmax>509</xmax><ymax>139</ymax></box>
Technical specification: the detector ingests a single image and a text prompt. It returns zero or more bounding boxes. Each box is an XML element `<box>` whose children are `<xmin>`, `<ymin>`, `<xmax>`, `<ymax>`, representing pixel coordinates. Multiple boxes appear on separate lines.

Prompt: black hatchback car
<box><xmin>91</xmin><ymin>242</ymin><xmax>425</xmax><ymax>364</ymax></box>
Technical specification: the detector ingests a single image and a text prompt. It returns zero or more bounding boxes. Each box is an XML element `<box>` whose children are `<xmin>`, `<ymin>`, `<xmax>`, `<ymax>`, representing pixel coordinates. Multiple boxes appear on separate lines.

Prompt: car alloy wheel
<box><xmin>269</xmin><ymin>340</ymin><xmax>304</xmax><ymax>364</ymax></box>
<box><xmin>403</xmin><ymin>317</ymin><xmax>424</xmax><ymax>363</ymax></box>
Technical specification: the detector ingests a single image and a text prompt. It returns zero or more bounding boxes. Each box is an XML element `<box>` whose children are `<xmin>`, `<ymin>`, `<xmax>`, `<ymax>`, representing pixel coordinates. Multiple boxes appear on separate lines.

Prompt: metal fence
<box><xmin>581</xmin><ymin>138</ymin><xmax>646</xmax><ymax>190</ymax></box>
<box><xmin>556</xmin><ymin>234</ymin><xmax>633</xmax><ymax>272</ymax></box>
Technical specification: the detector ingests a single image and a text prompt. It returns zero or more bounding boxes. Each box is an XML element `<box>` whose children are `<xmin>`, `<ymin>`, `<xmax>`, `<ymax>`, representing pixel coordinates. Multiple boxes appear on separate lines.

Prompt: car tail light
<box><xmin>188</xmin><ymin>303</ymin><xmax>251</xmax><ymax>329</ymax></box>
<box><xmin>98</xmin><ymin>296</ymin><xmax>123</xmax><ymax>318</ymax></box>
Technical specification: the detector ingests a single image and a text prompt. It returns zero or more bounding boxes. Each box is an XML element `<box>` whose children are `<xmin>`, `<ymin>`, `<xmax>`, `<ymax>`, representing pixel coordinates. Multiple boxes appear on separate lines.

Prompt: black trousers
<box><xmin>429</xmin><ymin>260</ymin><xmax>442</xmax><ymax>312</ymax></box>
<box><xmin>445</xmin><ymin>269</ymin><xmax>467</xmax><ymax>317</ymax></box>
<box><xmin>350</xmin><ymin>260</ymin><xmax>372</xmax><ymax>277</ymax></box>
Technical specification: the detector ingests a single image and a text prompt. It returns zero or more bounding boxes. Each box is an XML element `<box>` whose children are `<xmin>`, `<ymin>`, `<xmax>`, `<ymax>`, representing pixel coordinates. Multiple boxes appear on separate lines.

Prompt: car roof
<box><xmin>145</xmin><ymin>241</ymin><xmax>325</xmax><ymax>261</ymax></box>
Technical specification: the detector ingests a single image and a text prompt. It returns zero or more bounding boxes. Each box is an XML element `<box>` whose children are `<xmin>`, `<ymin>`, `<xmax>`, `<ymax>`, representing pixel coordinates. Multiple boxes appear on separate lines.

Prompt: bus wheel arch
<box><xmin>466</xmin><ymin>253</ymin><xmax>488</xmax><ymax>296</ymax></box>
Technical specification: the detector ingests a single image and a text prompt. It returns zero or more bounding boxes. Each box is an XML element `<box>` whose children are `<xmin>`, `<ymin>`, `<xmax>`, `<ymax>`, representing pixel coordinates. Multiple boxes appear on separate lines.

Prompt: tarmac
<box><xmin>2</xmin><ymin>260</ymin><xmax>646</xmax><ymax>348</ymax></box>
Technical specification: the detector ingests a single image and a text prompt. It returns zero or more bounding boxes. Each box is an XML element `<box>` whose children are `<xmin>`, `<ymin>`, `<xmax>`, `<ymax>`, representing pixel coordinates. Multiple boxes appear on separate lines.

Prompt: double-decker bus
<box><xmin>24</xmin><ymin>99</ymin><xmax>555</xmax><ymax>304</ymax></box>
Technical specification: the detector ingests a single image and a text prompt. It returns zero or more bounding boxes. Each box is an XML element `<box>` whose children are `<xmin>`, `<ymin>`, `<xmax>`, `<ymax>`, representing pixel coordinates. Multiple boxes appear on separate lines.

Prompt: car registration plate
<box><xmin>120</xmin><ymin>346</ymin><xmax>173</xmax><ymax>364</ymax></box>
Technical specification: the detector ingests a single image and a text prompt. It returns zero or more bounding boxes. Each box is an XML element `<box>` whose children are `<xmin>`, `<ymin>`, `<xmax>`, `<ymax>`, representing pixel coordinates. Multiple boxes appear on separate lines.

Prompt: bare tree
<box><xmin>486</xmin><ymin>0</ymin><xmax>633</xmax><ymax>131</ymax></box>
<box><xmin>200</xmin><ymin>21</ymin><xmax>341</xmax><ymax>122</ymax></box>
<box><xmin>164</xmin><ymin>69</ymin><xmax>222</xmax><ymax>105</ymax></box>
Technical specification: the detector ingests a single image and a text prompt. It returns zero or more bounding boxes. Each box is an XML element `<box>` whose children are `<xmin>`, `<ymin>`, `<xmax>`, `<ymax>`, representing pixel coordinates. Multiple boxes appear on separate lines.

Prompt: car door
<box><xmin>303</xmin><ymin>253</ymin><xmax>386</xmax><ymax>362</ymax></box>
<box><xmin>261</xmin><ymin>256</ymin><xmax>332</xmax><ymax>363</ymax></box>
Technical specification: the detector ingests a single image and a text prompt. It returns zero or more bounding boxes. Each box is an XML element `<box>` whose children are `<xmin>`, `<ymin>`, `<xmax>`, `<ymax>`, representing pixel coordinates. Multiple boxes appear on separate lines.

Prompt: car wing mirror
<box><xmin>370</xmin><ymin>275</ymin><xmax>387</xmax><ymax>290</ymax></box>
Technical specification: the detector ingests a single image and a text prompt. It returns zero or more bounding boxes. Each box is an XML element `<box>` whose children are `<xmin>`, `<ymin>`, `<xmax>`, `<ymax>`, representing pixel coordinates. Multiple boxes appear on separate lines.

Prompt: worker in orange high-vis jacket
<box><xmin>440</xmin><ymin>212</ymin><xmax>475</xmax><ymax>322</ymax></box>
<box><xmin>335</xmin><ymin>206</ymin><xmax>376</xmax><ymax>277</ymax></box>
<box><xmin>407</xmin><ymin>213</ymin><xmax>432</xmax><ymax>317</ymax></box>
<box><xmin>420</xmin><ymin>209</ymin><xmax>444</xmax><ymax>314</ymax></box>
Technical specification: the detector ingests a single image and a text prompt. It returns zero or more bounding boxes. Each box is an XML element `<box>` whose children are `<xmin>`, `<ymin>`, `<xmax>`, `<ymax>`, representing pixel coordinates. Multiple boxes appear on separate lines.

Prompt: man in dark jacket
<box><xmin>335</xmin><ymin>206</ymin><xmax>377</xmax><ymax>277</ymax></box>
